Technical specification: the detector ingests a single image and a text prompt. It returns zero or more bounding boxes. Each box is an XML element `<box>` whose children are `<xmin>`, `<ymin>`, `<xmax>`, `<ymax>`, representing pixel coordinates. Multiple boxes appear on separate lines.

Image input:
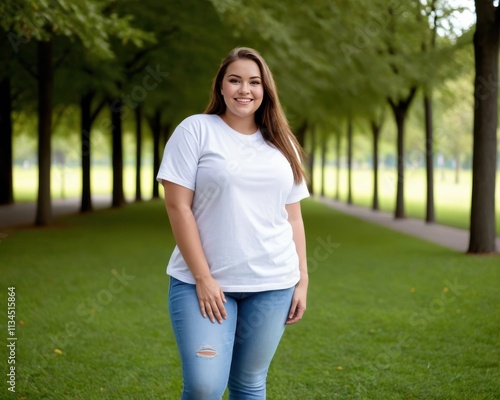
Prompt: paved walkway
<box><xmin>317</xmin><ymin>196</ymin><xmax>500</xmax><ymax>253</ymax></box>
<box><xmin>0</xmin><ymin>195</ymin><xmax>114</xmax><ymax>229</ymax></box>
<box><xmin>1</xmin><ymin>195</ymin><xmax>498</xmax><ymax>253</ymax></box>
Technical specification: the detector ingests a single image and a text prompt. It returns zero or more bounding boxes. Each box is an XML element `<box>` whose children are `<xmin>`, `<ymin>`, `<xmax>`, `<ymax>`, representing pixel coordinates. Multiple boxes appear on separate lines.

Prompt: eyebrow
<box><xmin>227</xmin><ymin>74</ymin><xmax>261</xmax><ymax>79</ymax></box>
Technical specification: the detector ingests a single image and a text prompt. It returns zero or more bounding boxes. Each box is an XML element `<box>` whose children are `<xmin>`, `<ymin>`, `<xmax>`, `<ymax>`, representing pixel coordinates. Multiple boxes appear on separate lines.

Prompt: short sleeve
<box><xmin>156</xmin><ymin>124</ymin><xmax>200</xmax><ymax>190</ymax></box>
<box><xmin>286</xmin><ymin>179</ymin><xmax>310</xmax><ymax>204</ymax></box>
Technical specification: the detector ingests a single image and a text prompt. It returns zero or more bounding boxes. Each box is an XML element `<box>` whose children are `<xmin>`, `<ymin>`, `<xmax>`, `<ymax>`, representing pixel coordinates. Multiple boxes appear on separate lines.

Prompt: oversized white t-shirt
<box><xmin>156</xmin><ymin>114</ymin><xmax>309</xmax><ymax>292</ymax></box>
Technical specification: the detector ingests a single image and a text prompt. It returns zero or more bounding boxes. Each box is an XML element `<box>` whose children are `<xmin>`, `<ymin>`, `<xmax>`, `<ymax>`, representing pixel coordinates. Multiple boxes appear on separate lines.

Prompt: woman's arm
<box><xmin>285</xmin><ymin>201</ymin><xmax>308</xmax><ymax>325</ymax></box>
<box><xmin>162</xmin><ymin>180</ymin><xmax>227</xmax><ymax>324</ymax></box>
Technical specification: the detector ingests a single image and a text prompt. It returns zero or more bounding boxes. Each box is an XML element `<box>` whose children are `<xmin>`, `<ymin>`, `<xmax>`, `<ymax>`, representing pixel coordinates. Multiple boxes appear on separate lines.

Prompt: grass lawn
<box><xmin>314</xmin><ymin>166</ymin><xmax>500</xmax><ymax>234</ymax></box>
<box><xmin>13</xmin><ymin>165</ymin><xmax>155</xmax><ymax>202</ymax></box>
<box><xmin>13</xmin><ymin>165</ymin><xmax>500</xmax><ymax>234</ymax></box>
<box><xmin>1</xmin><ymin>199</ymin><xmax>499</xmax><ymax>399</ymax></box>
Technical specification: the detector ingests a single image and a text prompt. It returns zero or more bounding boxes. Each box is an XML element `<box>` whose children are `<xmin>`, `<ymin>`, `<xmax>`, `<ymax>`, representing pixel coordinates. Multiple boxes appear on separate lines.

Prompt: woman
<box><xmin>157</xmin><ymin>47</ymin><xmax>309</xmax><ymax>399</ymax></box>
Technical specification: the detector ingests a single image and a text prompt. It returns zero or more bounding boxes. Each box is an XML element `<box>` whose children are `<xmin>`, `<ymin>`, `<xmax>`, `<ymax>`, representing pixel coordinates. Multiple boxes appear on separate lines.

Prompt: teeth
<box><xmin>236</xmin><ymin>99</ymin><xmax>251</xmax><ymax>103</ymax></box>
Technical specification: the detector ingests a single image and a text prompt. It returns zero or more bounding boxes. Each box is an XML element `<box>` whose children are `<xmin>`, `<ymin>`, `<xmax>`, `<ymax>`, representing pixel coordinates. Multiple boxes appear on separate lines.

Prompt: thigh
<box><xmin>228</xmin><ymin>287</ymin><xmax>294</xmax><ymax>397</ymax></box>
<box><xmin>168</xmin><ymin>277</ymin><xmax>237</xmax><ymax>399</ymax></box>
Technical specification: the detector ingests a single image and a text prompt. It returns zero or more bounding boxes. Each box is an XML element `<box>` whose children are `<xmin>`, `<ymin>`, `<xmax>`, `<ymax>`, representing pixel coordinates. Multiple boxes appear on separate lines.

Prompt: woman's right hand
<box><xmin>195</xmin><ymin>276</ymin><xmax>227</xmax><ymax>324</ymax></box>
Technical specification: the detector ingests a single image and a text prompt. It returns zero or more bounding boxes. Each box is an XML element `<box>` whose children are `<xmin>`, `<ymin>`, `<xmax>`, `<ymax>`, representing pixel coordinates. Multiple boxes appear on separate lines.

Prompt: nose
<box><xmin>239</xmin><ymin>82</ymin><xmax>250</xmax><ymax>94</ymax></box>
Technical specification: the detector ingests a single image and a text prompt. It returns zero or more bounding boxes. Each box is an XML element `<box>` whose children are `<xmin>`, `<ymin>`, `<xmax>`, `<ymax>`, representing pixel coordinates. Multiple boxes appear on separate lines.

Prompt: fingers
<box><xmin>196</xmin><ymin>279</ymin><xmax>228</xmax><ymax>324</ymax></box>
<box><xmin>197</xmin><ymin>293</ymin><xmax>227</xmax><ymax>324</ymax></box>
<box><xmin>286</xmin><ymin>299</ymin><xmax>306</xmax><ymax>325</ymax></box>
<box><xmin>201</xmin><ymin>299</ymin><xmax>227</xmax><ymax>324</ymax></box>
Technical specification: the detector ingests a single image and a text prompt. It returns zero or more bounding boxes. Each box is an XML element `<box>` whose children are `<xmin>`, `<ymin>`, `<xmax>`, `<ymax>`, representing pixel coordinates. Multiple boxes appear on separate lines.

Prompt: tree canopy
<box><xmin>1</xmin><ymin>0</ymin><xmax>498</xmax><ymax>252</ymax></box>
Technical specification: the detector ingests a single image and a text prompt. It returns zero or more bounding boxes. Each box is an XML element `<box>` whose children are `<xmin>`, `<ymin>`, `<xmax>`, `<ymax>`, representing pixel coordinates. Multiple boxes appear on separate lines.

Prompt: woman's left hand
<box><xmin>286</xmin><ymin>279</ymin><xmax>308</xmax><ymax>325</ymax></box>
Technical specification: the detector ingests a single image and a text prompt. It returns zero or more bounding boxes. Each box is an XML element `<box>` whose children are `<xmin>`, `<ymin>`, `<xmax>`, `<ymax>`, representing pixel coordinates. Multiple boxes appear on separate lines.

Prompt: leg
<box><xmin>228</xmin><ymin>287</ymin><xmax>294</xmax><ymax>400</ymax></box>
<box><xmin>168</xmin><ymin>277</ymin><xmax>237</xmax><ymax>400</ymax></box>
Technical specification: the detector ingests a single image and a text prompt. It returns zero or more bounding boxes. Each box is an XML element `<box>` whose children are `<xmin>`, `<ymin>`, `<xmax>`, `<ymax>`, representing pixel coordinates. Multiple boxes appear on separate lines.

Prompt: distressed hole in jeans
<box><xmin>196</xmin><ymin>344</ymin><xmax>217</xmax><ymax>359</ymax></box>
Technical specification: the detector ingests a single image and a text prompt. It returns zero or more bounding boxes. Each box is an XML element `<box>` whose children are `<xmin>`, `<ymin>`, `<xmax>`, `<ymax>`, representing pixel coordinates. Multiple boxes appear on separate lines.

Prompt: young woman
<box><xmin>157</xmin><ymin>47</ymin><xmax>309</xmax><ymax>399</ymax></box>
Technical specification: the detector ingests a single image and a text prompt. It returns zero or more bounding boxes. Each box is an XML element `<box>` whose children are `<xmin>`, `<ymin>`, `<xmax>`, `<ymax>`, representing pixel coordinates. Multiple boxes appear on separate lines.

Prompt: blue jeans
<box><xmin>168</xmin><ymin>277</ymin><xmax>295</xmax><ymax>400</ymax></box>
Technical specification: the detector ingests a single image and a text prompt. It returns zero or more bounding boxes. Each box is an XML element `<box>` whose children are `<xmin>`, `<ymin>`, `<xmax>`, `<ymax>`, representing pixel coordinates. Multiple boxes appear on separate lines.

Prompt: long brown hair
<box><xmin>204</xmin><ymin>47</ymin><xmax>307</xmax><ymax>184</ymax></box>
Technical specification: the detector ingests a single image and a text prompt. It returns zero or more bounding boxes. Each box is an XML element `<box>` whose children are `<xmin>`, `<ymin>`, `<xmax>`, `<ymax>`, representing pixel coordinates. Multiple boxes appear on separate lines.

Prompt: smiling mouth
<box><xmin>235</xmin><ymin>98</ymin><xmax>253</xmax><ymax>104</ymax></box>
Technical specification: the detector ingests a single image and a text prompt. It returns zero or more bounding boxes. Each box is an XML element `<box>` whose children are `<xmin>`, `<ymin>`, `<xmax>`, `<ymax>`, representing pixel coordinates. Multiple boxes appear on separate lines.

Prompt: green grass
<box><xmin>314</xmin><ymin>166</ymin><xmax>500</xmax><ymax>234</ymax></box>
<box><xmin>13</xmin><ymin>165</ymin><xmax>500</xmax><ymax>234</ymax></box>
<box><xmin>1</xmin><ymin>199</ymin><xmax>499</xmax><ymax>399</ymax></box>
<box><xmin>12</xmin><ymin>165</ymin><xmax>155</xmax><ymax>202</ymax></box>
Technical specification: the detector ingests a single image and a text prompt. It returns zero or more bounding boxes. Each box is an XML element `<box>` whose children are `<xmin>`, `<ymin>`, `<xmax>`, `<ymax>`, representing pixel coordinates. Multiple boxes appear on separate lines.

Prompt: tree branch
<box><xmin>15</xmin><ymin>54</ymin><xmax>38</xmax><ymax>79</ymax></box>
<box><xmin>123</xmin><ymin>27</ymin><xmax>178</xmax><ymax>74</ymax></box>
<box><xmin>53</xmin><ymin>47</ymin><xmax>71</xmax><ymax>71</ymax></box>
<box><xmin>90</xmin><ymin>98</ymin><xmax>107</xmax><ymax>123</ymax></box>
<box><xmin>430</xmin><ymin>0</ymin><xmax>438</xmax><ymax>47</ymax></box>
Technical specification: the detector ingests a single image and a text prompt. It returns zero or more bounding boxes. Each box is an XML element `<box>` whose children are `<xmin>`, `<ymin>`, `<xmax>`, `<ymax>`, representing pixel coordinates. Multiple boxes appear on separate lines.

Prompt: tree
<box><xmin>134</xmin><ymin>106</ymin><xmax>143</xmax><ymax>202</ymax></box>
<box><xmin>417</xmin><ymin>0</ymin><xmax>469</xmax><ymax>223</ymax></box>
<box><xmin>468</xmin><ymin>0</ymin><xmax>499</xmax><ymax>254</ymax></box>
<box><xmin>1</xmin><ymin>0</ymin><xmax>151</xmax><ymax>225</ymax></box>
<box><xmin>80</xmin><ymin>90</ymin><xmax>106</xmax><ymax>212</ymax></box>
<box><xmin>419</xmin><ymin>0</ymin><xmax>439</xmax><ymax>223</ymax></box>
<box><xmin>346</xmin><ymin>117</ymin><xmax>354</xmax><ymax>205</ymax></box>
<box><xmin>35</xmin><ymin>38</ymin><xmax>53</xmax><ymax>225</ymax></box>
<box><xmin>320</xmin><ymin>130</ymin><xmax>328</xmax><ymax>197</ymax></box>
<box><xmin>370</xmin><ymin>111</ymin><xmax>386</xmax><ymax>211</ymax></box>
<box><xmin>0</xmin><ymin>47</ymin><xmax>14</xmax><ymax>205</ymax></box>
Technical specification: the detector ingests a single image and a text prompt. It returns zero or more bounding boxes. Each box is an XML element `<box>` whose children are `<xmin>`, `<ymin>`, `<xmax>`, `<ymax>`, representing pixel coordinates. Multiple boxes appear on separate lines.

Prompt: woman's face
<box><xmin>220</xmin><ymin>59</ymin><xmax>264</xmax><ymax>121</ymax></box>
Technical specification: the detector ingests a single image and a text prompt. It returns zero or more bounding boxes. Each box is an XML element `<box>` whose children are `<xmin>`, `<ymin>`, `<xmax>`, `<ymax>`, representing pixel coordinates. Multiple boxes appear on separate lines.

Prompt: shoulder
<box><xmin>178</xmin><ymin>114</ymin><xmax>220</xmax><ymax>133</ymax></box>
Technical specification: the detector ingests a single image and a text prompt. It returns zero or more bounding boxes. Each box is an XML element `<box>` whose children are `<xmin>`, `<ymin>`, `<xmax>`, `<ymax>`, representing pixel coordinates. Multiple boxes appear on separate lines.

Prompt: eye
<box><xmin>251</xmin><ymin>81</ymin><xmax>261</xmax><ymax>85</ymax></box>
<box><xmin>229</xmin><ymin>78</ymin><xmax>239</xmax><ymax>84</ymax></box>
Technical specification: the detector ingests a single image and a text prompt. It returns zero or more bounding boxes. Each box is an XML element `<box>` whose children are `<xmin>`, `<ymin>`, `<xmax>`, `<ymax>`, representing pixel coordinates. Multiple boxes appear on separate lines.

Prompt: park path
<box><xmin>318</xmin><ymin>196</ymin><xmax>500</xmax><ymax>253</ymax></box>
<box><xmin>0</xmin><ymin>195</ymin><xmax>113</xmax><ymax>229</ymax></box>
<box><xmin>1</xmin><ymin>195</ymin><xmax>499</xmax><ymax>253</ymax></box>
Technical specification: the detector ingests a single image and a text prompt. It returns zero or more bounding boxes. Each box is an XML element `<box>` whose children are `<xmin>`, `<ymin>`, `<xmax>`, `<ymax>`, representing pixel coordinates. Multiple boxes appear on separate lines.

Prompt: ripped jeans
<box><xmin>168</xmin><ymin>277</ymin><xmax>295</xmax><ymax>400</ymax></box>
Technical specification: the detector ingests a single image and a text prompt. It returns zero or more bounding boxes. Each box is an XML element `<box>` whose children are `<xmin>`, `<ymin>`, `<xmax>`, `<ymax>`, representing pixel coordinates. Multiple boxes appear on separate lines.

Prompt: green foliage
<box><xmin>2</xmin><ymin>0</ymin><xmax>479</xmax><ymax>147</ymax></box>
<box><xmin>0</xmin><ymin>0</ymin><xmax>154</xmax><ymax>58</ymax></box>
<box><xmin>209</xmin><ymin>0</ymin><xmax>471</xmax><ymax>132</ymax></box>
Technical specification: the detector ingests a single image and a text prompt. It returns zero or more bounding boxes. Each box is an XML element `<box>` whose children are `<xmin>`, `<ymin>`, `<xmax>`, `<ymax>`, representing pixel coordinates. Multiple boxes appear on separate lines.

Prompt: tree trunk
<box><xmin>389</xmin><ymin>87</ymin><xmax>417</xmax><ymax>219</ymax></box>
<box><xmin>455</xmin><ymin>153</ymin><xmax>460</xmax><ymax>185</ymax></box>
<box><xmin>308</xmin><ymin>126</ymin><xmax>315</xmax><ymax>194</ymax></box>
<box><xmin>468</xmin><ymin>1</ymin><xmax>499</xmax><ymax>254</ymax></box>
<box><xmin>150</xmin><ymin>109</ymin><xmax>161</xmax><ymax>199</ymax></box>
<box><xmin>371</xmin><ymin>120</ymin><xmax>381</xmax><ymax>211</ymax></box>
<box><xmin>424</xmin><ymin>91</ymin><xmax>436</xmax><ymax>223</ymax></box>
<box><xmin>135</xmin><ymin>106</ymin><xmax>143</xmax><ymax>202</ymax></box>
<box><xmin>294</xmin><ymin>119</ymin><xmax>309</xmax><ymax>187</ymax></box>
<box><xmin>110</xmin><ymin>100</ymin><xmax>125</xmax><ymax>208</ymax></box>
<box><xmin>35</xmin><ymin>40</ymin><xmax>53</xmax><ymax>226</ymax></box>
<box><xmin>0</xmin><ymin>77</ymin><xmax>14</xmax><ymax>205</ymax></box>
<box><xmin>80</xmin><ymin>92</ymin><xmax>93</xmax><ymax>212</ymax></box>
<box><xmin>294</xmin><ymin>119</ymin><xmax>308</xmax><ymax>149</ymax></box>
<box><xmin>335</xmin><ymin>130</ymin><xmax>341</xmax><ymax>201</ymax></box>
<box><xmin>320</xmin><ymin>134</ymin><xmax>327</xmax><ymax>197</ymax></box>
<box><xmin>347</xmin><ymin>118</ymin><xmax>353</xmax><ymax>205</ymax></box>
<box><xmin>162</xmin><ymin>122</ymin><xmax>172</xmax><ymax>149</ymax></box>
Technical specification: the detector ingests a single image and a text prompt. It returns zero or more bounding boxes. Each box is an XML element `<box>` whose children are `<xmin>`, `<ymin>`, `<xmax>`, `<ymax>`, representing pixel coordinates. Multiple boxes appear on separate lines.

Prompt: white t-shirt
<box><xmin>156</xmin><ymin>114</ymin><xmax>309</xmax><ymax>292</ymax></box>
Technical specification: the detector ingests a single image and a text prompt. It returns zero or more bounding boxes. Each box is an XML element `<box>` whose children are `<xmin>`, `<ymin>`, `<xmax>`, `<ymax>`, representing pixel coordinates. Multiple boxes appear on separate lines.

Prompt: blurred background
<box><xmin>0</xmin><ymin>0</ymin><xmax>498</xmax><ymax>252</ymax></box>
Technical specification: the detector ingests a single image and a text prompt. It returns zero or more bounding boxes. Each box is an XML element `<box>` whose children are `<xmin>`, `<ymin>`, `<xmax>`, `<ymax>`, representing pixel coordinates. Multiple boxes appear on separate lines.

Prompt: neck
<box><xmin>221</xmin><ymin>112</ymin><xmax>257</xmax><ymax>135</ymax></box>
